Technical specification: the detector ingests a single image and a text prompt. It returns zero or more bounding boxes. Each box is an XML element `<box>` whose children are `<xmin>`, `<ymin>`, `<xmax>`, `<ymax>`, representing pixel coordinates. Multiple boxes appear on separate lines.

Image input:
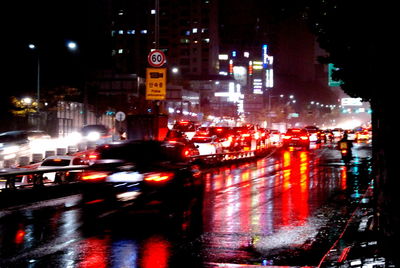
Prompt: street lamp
<box><xmin>22</xmin><ymin>97</ymin><xmax>32</xmax><ymax>105</ymax></box>
<box><xmin>28</xmin><ymin>41</ymin><xmax>79</xmax><ymax>129</ymax></box>
<box><xmin>66</xmin><ymin>41</ymin><xmax>78</xmax><ymax>51</ymax></box>
<box><xmin>28</xmin><ymin>43</ymin><xmax>40</xmax><ymax>129</ymax></box>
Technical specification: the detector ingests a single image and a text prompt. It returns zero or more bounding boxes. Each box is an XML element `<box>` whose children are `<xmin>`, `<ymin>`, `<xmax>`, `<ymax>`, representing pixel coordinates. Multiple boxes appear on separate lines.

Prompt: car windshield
<box><xmin>81</xmin><ymin>125</ymin><xmax>109</xmax><ymax>136</ymax></box>
<box><xmin>287</xmin><ymin>129</ymin><xmax>308</xmax><ymax>135</ymax></box>
<box><xmin>173</xmin><ymin>121</ymin><xmax>196</xmax><ymax>132</ymax></box>
<box><xmin>41</xmin><ymin>159</ymin><xmax>71</xmax><ymax>166</ymax></box>
<box><xmin>208</xmin><ymin>127</ymin><xmax>234</xmax><ymax>137</ymax></box>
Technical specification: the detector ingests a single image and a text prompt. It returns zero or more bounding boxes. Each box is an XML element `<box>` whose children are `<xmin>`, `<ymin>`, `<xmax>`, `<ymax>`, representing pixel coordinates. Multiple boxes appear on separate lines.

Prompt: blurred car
<box><xmin>79</xmin><ymin>124</ymin><xmax>113</xmax><ymax>145</ymax></box>
<box><xmin>164</xmin><ymin>129</ymin><xmax>200</xmax><ymax>159</ymax></box>
<box><xmin>79</xmin><ymin>140</ymin><xmax>202</xmax><ymax>211</ymax></box>
<box><xmin>38</xmin><ymin>155</ymin><xmax>88</xmax><ymax>182</ymax></box>
<box><xmin>269</xmin><ymin>129</ymin><xmax>282</xmax><ymax>146</ymax></box>
<box><xmin>191</xmin><ymin>127</ymin><xmax>224</xmax><ymax>155</ymax></box>
<box><xmin>304</xmin><ymin>126</ymin><xmax>321</xmax><ymax>143</ymax></box>
<box><xmin>320</xmin><ymin>130</ymin><xmax>334</xmax><ymax>143</ymax></box>
<box><xmin>0</xmin><ymin>130</ymin><xmax>51</xmax><ymax>161</ymax></box>
<box><xmin>356</xmin><ymin>129</ymin><xmax>370</xmax><ymax>141</ymax></box>
<box><xmin>172</xmin><ymin>120</ymin><xmax>199</xmax><ymax>140</ymax></box>
<box><xmin>346</xmin><ymin>130</ymin><xmax>357</xmax><ymax>141</ymax></box>
<box><xmin>232</xmin><ymin>126</ymin><xmax>258</xmax><ymax>151</ymax></box>
<box><xmin>208</xmin><ymin>127</ymin><xmax>241</xmax><ymax>152</ymax></box>
<box><xmin>332</xmin><ymin>128</ymin><xmax>344</xmax><ymax>139</ymax></box>
<box><xmin>282</xmin><ymin>128</ymin><xmax>310</xmax><ymax>150</ymax></box>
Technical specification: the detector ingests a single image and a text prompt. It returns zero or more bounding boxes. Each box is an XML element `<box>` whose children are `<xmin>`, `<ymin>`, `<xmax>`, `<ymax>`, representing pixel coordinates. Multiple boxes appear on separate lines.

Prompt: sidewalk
<box><xmin>318</xmin><ymin>186</ymin><xmax>396</xmax><ymax>268</ymax></box>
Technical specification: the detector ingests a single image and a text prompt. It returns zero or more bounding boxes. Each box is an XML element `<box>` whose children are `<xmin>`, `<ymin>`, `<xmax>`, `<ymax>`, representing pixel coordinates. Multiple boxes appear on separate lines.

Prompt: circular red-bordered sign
<box><xmin>148</xmin><ymin>50</ymin><xmax>166</xmax><ymax>67</ymax></box>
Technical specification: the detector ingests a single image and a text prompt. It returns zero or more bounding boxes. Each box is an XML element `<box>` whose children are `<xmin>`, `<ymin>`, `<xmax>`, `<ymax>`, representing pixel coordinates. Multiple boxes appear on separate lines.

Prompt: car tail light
<box><xmin>198</xmin><ymin>131</ymin><xmax>208</xmax><ymax>136</ymax></box>
<box><xmin>88</xmin><ymin>153</ymin><xmax>99</xmax><ymax>160</ymax></box>
<box><xmin>144</xmin><ymin>172</ymin><xmax>174</xmax><ymax>183</ymax></box>
<box><xmin>81</xmin><ymin>172</ymin><xmax>108</xmax><ymax>181</ymax></box>
<box><xmin>300</xmin><ymin>136</ymin><xmax>309</xmax><ymax>140</ymax></box>
<box><xmin>282</xmin><ymin>135</ymin><xmax>291</xmax><ymax>139</ymax></box>
<box><xmin>242</xmin><ymin>133</ymin><xmax>251</xmax><ymax>137</ymax></box>
<box><xmin>182</xmin><ymin>148</ymin><xmax>191</xmax><ymax>158</ymax></box>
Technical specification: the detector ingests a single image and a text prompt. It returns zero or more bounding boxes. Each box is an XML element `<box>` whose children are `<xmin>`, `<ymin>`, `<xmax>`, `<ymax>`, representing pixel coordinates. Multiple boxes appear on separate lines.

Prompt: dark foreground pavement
<box><xmin>318</xmin><ymin>184</ymin><xmax>396</xmax><ymax>268</ymax></box>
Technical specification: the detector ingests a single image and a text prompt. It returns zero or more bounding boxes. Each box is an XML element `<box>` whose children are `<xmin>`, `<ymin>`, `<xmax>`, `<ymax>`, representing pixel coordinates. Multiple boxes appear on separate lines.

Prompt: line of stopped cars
<box><xmin>3</xmin><ymin>122</ymin><xmax>370</xmax><ymax>217</ymax></box>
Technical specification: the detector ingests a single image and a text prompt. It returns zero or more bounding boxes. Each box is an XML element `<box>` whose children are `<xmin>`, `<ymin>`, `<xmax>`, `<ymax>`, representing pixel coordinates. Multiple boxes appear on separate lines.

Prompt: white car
<box><xmin>38</xmin><ymin>155</ymin><xmax>88</xmax><ymax>182</ymax></box>
<box><xmin>191</xmin><ymin>128</ymin><xmax>223</xmax><ymax>155</ymax></box>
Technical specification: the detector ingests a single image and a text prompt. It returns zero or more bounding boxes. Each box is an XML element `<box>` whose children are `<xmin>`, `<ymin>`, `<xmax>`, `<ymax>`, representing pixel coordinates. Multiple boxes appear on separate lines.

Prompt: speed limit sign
<box><xmin>148</xmin><ymin>50</ymin><xmax>166</xmax><ymax>67</ymax></box>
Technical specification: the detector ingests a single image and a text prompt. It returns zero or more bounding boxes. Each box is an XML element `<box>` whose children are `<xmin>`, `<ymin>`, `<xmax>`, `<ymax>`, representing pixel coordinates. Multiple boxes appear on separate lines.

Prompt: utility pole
<box><xmin>36</xmin><ymin>56</ymin><xmax>41</xmax><ymax>130</ymax></box>
<box><xmin>155</xmin><ymin>0</ymin><xmax>159</xmax><ymax>49</ymax></box>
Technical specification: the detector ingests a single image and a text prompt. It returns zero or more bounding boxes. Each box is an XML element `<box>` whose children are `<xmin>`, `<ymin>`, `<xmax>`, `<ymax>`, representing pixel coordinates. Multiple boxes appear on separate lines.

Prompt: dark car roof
<box><xmin>95</xmin><ymin>140</ymin><xmax>186</xmax><ymax>164</ymax></box>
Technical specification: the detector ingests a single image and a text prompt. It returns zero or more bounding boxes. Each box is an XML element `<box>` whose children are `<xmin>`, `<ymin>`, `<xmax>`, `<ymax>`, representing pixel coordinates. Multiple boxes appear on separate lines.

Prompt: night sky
<box><xmin>1</xmin><ymin>1</ymin><xmax>336</xmax><ymax>115</ymax></box>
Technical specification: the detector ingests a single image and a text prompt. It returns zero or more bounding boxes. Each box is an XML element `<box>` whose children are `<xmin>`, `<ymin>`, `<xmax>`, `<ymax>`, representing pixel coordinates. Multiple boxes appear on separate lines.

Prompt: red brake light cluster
<box><xmin>81</xmin><ymin>172</ymin><xmax>109</xmax><ymax>181</ymax></box>
<box><xmin>182</xmin><ymin>148</ymin><xmax>191</xmax><ymax>158</ymax></box>
<box><xmin>88</xmin><ymin>153</ymin><xmax>99</xmax><ymax>160</ymax></box>
<box><xmin>144</xmin><ymin>172</ymin><xmax>174</xmax><ymax>183</ymax></box>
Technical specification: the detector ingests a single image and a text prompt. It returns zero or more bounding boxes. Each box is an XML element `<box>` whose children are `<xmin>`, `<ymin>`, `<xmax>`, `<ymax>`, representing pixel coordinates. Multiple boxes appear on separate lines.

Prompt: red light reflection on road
<box><xmin>279</xmin><ymin>151</ymin><xmax>310</xmax><ymax>227</ymax></box>
<box><xmin>341</xmin><ymin>166</ymin><xmax>347</xmax><ymax>190</ymax></box>
<box><xmin>140</xmin><ymin>235</ymin><xmax>170</xmax><ymax>268</ymax></box>
<box><xmin>14</xmin><ymin>226</ymin><xmax>25</xmax><ymax>245</ymax></box>
<box><xmin>78</xmin><ymin>237</ymin><xmax>109</xmax><ymax>268</ymax></box>
<box><xmin>201</xmin><ymin>150</ymin><xmax>358</xmax><ymax>259</ymax></box>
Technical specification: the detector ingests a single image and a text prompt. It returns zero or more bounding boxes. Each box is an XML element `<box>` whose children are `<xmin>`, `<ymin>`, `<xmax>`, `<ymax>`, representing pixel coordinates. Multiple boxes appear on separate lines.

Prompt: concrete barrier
<box><xmin>45</xmin><ymin>150</ymin><xmax>56</xmax><ymax>158</ymax></box>
<box><xmin>67</xmin><ymin>146</ymin><xmax>78</xmax><ymax>155</ymax></box>
<box><xmin>32</xmin><ymin>153</ymin><xmax>44</xmax><ymax>163</ymax></box>
<box><xmin>3</xmin><ymin>158</ymin><xmax>16</xmax><ymax>168</ymax></box>
<box><xmin>18</xmin><ymin>156</ymin><xmax>30</xmax><ymax>166</ymax></box>
<box><xmin>77</xmin><ymin>143</ymin><xmax>87</xmax><ymax>151</ymax></box>
<box><xmin>56</xmin><ymin>148</ymin><xmax>67</xmax><ymax>156</ymax></box>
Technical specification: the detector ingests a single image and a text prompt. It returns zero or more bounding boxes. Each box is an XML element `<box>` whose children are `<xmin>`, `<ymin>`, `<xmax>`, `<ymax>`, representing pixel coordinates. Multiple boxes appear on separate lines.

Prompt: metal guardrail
<box><xmin>0</xmin><ymin>147</ymin><xmax>276</xmax><ymax>191</ymax></box>
<box><xmin>0</xmin><ymin>165</ymin><xmax>88</xmax><ymax>190</ymax></box>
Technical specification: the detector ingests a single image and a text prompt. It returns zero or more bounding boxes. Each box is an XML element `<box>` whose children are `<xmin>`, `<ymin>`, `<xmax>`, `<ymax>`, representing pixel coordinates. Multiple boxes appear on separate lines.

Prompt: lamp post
<box><xmin>28</xmin><ymin>41</ymin><xmax>79</xmax><ymax>129</ymax></box>
<box><xmin>28</xmin><ymin>44</ymin><xmax>40</xmax><ymax>129</ymax></box>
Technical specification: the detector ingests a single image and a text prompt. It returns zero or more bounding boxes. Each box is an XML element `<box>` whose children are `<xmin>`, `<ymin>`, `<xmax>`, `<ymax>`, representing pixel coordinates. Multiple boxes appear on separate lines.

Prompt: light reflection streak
<box><xmin>110</xmin><ymin>240</ymin><xmax>138</xmax><ymax>268</ymax></box>
<box><xmin>140</xmin><ymin>235</ymin><xmax>170</xmax><ymax>268</ymax></box>
<box><xmin>77</xmin><ymin>237</ymin><xmax>109</xmax><ymax>268</ymax></box>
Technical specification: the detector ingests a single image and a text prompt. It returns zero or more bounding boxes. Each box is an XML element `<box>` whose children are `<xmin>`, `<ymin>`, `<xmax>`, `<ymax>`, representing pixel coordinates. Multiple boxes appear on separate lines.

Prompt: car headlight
<box><xmin>87</xmin><ymin>131</ymin><xmax>101</xmax><ymax>141</ymax></box>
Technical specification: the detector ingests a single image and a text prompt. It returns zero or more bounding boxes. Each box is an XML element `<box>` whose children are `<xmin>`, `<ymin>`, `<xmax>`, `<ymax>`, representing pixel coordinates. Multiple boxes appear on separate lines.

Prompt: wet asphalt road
<box><xmin>0</xmin><ymin>143</ymin><xmax>372</xmax><ymax>267</ymax></box>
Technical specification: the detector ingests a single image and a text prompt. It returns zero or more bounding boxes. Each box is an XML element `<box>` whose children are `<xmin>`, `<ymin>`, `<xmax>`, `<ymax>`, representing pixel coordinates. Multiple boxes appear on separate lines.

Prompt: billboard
<box><xmin>341</xmin><ymin>97</ymin><xmax>363</xmax><ymax>106</ymax></box>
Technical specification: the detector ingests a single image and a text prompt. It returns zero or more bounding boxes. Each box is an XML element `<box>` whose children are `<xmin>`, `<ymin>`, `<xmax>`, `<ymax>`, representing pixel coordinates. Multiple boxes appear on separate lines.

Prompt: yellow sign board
<box><xmin>146</xmin><ymin>68</ymin><xmax>166</xmax><ymax>100</ymax></box>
